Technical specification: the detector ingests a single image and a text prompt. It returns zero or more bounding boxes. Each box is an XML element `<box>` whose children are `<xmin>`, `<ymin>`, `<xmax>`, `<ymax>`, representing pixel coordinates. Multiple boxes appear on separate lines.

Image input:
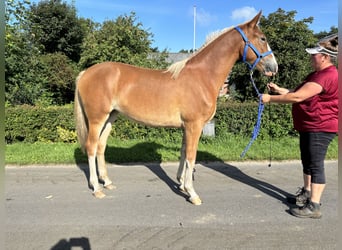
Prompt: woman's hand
<box><xmin>261</xmin><ymin>94</ymin><xmax>271</xmax><ymax>104</ymax></box>
<box><xmin>267</xmin><ymin>82</ymin><xmax>280</xmax><ymax>93</ymax></box>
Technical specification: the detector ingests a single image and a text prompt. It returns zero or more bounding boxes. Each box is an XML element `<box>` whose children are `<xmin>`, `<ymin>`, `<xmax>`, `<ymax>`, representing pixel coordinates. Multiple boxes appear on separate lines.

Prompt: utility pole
<box><xmin>193</xmin><ymin>5</ymin><xmax>196</xmax><ymax>53</ymax></box>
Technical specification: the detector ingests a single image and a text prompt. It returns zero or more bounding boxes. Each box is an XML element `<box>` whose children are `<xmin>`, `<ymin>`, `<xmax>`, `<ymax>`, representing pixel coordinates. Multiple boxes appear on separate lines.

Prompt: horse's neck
<box><xmin>188</xmin><ymin>31</ymin><xmax>241</xmax><ymax>89</ymax></box>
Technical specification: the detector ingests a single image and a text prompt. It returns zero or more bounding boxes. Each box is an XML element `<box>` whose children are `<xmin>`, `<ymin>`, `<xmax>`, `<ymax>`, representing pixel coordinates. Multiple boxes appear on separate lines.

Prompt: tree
<box><xmin>79</xmin><ymin>12</ymin><xmax>168</xmax><ymax>69</ymax></box>
<box><xmin>28</xmin><ymin>0</ymin><xmax>85</xmax><ymax>62</ymax></box>
<box><xmin>5</xmin><ymin>3</ymin><xmax>168</xmax><ymax>106</ymax></box>
<box><xmin>39</xmin><ymin>52</ymin><xmax>78</xmax><ymax>105</ymax></box>
<box><xmin>5</xmin><ymin>0</ymin><xmax>45</xmax><ymax>105</ymax></box>
<box><xmin>6</xmin><ymin>0</ymin><xmax>84</xmax><ymax>105</ymax></box>
<box><xmin>229</xmin><ymin>9</ymin><xmax>317</xmax><ymax>101</ymax></box>
<box><xmin>315</xmin><ymin>26</ymin><xmax>338</xmax><ymax>40</ymax></box>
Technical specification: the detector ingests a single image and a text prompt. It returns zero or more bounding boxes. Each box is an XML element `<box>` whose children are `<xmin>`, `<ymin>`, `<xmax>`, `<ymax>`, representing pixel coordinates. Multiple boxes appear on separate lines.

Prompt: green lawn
<box><xmin>5</xmin><ymin>134</ymin><xmax>338</xmax><ymax>165</ymax></box>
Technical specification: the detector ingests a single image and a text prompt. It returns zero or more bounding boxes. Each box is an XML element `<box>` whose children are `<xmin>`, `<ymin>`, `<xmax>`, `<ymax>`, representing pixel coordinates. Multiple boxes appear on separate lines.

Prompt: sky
<box><xmin>33</xmin><ymin>0</ymin><xmax>338</xmax><ymax>52</ymax></box>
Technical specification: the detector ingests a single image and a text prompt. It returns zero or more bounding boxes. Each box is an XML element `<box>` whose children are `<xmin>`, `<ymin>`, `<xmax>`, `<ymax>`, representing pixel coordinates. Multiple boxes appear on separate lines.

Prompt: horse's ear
<box><xmin>249</xmin><ymin>11</ymin><xmax>262</xmax><ymax>27</ymax></box>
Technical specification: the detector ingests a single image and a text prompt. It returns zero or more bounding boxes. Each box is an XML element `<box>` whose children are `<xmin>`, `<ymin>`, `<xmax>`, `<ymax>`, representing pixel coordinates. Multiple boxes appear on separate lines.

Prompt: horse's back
<box><xmin>76</xmin><ymin>61</ymin><xmax>217</xmax><ymax>127</ymax></box>
<box><xmin>76</xmin><ymin>62</ymin><xmax>183</xmax><ymax>126</ymax></box>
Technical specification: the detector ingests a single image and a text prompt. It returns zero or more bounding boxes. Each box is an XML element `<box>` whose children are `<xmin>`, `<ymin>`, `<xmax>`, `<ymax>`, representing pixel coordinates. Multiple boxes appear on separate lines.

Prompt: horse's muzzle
<box><xmin>263</xmin><ymin>59</ymin><xmax>278</xmax><ymax>77</ymax></box>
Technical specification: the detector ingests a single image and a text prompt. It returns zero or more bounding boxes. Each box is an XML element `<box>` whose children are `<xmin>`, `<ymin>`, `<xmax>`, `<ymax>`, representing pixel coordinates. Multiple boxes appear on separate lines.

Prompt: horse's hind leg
<box><xmin>86</xmin><ymin>124</ymin><xmax>106</xmax><ymax>198</ymax></box>
<box><xmin>97</xmin><ymin>119</ymin><xmax>116</xmax><ymax>190</ymax></box>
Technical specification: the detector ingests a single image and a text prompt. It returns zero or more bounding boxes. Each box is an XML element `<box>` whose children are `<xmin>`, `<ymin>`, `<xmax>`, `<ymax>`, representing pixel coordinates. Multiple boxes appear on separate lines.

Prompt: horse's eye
<box><xmin>260</xmin><ymin>37</ymin><xmax>266</xmax><ymax>42</ymax></box>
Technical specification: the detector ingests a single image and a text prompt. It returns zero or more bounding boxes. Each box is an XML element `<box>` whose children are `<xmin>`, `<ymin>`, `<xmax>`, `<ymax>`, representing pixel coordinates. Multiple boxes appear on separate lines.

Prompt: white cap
<box><xmin>306</xmin><ymin>46</ymin><xmax>337</xmax><ymax>57</ymax></box>
<box><xmin>306</xmin><ymin>33</ymin><xmax>338</xmax><ymax>57</ymax></box>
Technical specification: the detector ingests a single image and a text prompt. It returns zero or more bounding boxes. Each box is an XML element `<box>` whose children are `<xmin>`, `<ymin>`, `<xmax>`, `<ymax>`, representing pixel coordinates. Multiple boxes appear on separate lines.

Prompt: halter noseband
<box><xmin>234</xmin><ymin>26</ymin><xmax>273</xmax><ymax>71</ymax></box>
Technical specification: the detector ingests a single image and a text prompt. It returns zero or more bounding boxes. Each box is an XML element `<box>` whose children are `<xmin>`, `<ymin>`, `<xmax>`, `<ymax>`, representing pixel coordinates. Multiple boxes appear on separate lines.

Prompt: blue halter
<box><xmin>234</xmin><ymin>26</ymin><xmax>272</xmax><ymax>158</ymax></box>
<box><xmin>234</xmin><ymin>26</ymin><xmax>273</xmax><ymax>71</ymax></box>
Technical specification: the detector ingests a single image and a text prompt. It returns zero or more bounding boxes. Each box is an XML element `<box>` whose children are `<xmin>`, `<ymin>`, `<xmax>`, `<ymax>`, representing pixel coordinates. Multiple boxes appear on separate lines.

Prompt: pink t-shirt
<box><xmin>292</xmin><ymin>65</ymin><xmax>338</xmax><ymax>132</ymax></box>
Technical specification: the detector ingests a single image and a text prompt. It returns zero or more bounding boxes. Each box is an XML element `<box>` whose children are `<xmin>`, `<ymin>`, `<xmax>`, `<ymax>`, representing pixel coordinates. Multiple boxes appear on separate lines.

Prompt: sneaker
<box><xmin>290</xmin><ymin>201</ymin><xmax>322</xmax><ymax>219</ymax></box>
<box><xmin>287</xmin><ymin>187</ymin><xmax>311</xmax><ymax>206</ymax></box>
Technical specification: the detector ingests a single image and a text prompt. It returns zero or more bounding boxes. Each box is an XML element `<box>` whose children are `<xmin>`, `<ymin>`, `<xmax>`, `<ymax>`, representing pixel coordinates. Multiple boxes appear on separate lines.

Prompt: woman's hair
<box><xmin>319</xmin><ymin>34</ymin><xmax>338</xmax><ymax>54</ymax></box>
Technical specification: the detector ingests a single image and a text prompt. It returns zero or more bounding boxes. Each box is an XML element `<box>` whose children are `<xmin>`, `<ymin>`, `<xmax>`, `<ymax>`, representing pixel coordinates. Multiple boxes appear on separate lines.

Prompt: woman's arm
<box><xmin>262</xmin><ymin>81</ymin><xmax>323</xmax><ymax>104</ymax></box>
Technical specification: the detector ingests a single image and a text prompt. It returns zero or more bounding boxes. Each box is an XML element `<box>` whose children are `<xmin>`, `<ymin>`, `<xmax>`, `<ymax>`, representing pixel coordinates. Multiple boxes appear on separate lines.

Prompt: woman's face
<box><xmin>310</xmin><ymin>53</ymin><xmax>329</xmax><ymax>70</ymax></box>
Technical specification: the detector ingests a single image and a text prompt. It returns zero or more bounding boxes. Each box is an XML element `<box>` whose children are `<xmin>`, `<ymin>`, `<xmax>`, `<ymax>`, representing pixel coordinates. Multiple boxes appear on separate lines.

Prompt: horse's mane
<box><xmin>165</xmin><ymin>26</ymin><xmax>233</xmax><ymax>79</ymax></box>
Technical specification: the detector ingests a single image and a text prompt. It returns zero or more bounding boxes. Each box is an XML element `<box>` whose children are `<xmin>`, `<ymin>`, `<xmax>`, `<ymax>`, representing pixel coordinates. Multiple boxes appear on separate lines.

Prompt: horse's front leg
<box><xmin>183</xmin><ymin>125</ymin><xmax>202</xmax><ymax>205</ymax></box>
<box><xmin>97</xmin><ymin>122</ymin><xmax>115</xmax><ymax>190</ymax></box>
<box><xmin>184</xmin><ymin>159</ymin><xmax>202</xmax><ymax>205</ymax></box>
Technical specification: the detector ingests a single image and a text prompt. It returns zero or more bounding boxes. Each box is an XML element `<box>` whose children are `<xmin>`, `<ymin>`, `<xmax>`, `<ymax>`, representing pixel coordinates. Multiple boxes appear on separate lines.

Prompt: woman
<box><xmin>261</xmin><ymin>34</ymin><xmax>338</xmax><ymax>219</ymax></box>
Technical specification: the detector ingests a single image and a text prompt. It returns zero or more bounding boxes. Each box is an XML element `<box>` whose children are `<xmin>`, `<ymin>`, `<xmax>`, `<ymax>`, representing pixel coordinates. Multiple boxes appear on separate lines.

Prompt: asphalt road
<box><xmin>5</xmin><ymin>160</ymin><xmax>337</xmax><ymax>250</ymax></box>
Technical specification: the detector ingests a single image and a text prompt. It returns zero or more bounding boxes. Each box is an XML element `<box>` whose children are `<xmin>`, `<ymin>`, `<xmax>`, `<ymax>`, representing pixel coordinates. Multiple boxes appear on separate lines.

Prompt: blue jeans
<box><xmin>299</xmin><ymin>132</ymin><xmax>336</xmax><ymax>184</ymax></box>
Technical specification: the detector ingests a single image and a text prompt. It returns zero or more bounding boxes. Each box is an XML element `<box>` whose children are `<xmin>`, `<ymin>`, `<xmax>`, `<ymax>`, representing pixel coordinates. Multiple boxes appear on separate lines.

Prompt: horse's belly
<box><xmin>130</xmin><ymin>114</ymin><xmax>182</xmax><ymax>127</ymax></box>
<box><xmin>117</xmin><ymin>106</ymin><xmax>183</xmax><ymax>128</ymax></box>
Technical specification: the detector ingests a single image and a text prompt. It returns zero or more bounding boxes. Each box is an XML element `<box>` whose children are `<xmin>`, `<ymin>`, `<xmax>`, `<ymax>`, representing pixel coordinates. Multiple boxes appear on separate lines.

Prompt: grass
<box><xmin>5</xmin><ymin>134</ymin><xmax>338</xmax><ymax>165</ymax></box>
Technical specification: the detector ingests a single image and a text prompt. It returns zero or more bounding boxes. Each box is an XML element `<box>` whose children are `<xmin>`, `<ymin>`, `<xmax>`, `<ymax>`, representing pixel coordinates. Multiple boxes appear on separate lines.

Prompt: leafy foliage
<box><xmin>261</xmin><ymin>9</ymin><xmax>316</xmax><ymax>90</ymax></box>
<box><xmin>79</xmin><ymin>12</ymin><xmax>168</xmax><ymax>69</ymax></box>
<box><xmin>28</xmin><ymin>0</ymin><xmax>85</xmax><ymax>62</ymax></box>
<box><xmin>38</xmin><ymin>53</ymin><xmax>78</xmax><ymax>104</ymax></box>
<box><xmin>315</xmin><ymin>26</ymin><xmax>338</xmax><ymax>40</ymax></box>
<box><xmin>5</xmin><ymin>41</ymin><xmax>45</xmax><ymax>105</ymax></box>
<box><xmin>5</xmin><ymin>2</ymin><xmax>169</xmax><ymax>106</ymax></box>
<box><xmin>5</xmin><ymin>102</ymin><xmax>295</xmax><ymax>144</ymax></box>
<box><xmin>5</xmin><ymin>105</ymin><xmax>76</xmax><ymax>143</ymax></box>
<box><xmin>5</xmin><ymin>0</ymin><xmax>43</xmax><ymax>105</ymax></box>
<box><xmin>214</xmin><ymin>99</ymin><xmax>295</xmax><ymax>139</ymax></box>
<box><xmin>5</xmin><ymin>0</ymin><xmax>79</xmax><ymax>105</ymax></box>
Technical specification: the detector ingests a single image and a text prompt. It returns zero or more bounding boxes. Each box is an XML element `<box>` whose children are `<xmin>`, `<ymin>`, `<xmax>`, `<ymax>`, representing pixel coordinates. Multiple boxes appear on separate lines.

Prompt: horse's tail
<box><xmin>74</xmin><ymin>70</ymin><xmax>88</xmax><ymax>153</ymax></box>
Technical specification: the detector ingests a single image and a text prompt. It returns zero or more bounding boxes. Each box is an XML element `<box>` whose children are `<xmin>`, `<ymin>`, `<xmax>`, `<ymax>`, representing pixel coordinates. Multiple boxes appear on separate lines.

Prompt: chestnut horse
<box><xmin>74</xmin><ymin>12</ymin><xmax>278</xmax><ymax>205</ymax></box>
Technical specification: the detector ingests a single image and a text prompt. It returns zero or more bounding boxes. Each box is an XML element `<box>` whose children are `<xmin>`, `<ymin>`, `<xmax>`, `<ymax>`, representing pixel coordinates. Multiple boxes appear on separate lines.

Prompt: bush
<box><xmin>5</xmin><ymin>101</ymin><xmax>296</xmax><ymax>144</ymax></box>
<box><xmin>5</xmin><ymin>104</ymin><xmax>75</xmax><ymax>143</ymax></box>
<box><xmin>215</xmin><ymin>100</ymin><xmax>296</xmax><ymax>139</ymax></box>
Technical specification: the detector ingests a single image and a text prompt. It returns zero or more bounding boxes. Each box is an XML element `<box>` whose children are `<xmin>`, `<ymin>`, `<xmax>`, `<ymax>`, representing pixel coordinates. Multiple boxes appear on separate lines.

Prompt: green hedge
<box><xmin>5</xmin><ymin>101</ymin><xmax>296</xmax><ymax>144</ymax></box>
<box><xmin>215</xmin><ymin>100</ymin><xmax>296</xmax><ymax>139</ymax></box>
<box><xmin>5</xmin><ymin>104</ymin><xmax>76</xmax><ymax>143</ymax></box>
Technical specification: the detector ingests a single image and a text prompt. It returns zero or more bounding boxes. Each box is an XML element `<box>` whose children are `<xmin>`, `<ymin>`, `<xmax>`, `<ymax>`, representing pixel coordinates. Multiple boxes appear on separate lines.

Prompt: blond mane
<box><xmin>165</xmin><ymin>59</ymin><xmax>188</xmax><ymax>79</ymax></box>
<box><xmin>165</xmin><ymin>27</ymin><xmax>234</xmax><ymax>79</ymax></box>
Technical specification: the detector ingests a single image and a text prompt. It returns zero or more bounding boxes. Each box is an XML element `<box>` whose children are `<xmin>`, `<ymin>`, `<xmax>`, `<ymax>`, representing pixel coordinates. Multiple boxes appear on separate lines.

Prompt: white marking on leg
<box><xmin>184</xmin><ymin>160</ymin><xmax>201</xmax><ymax>205</ymax></box>
<box><xmin>97</xmin><ymin>154</ymin><xmax>115</xmax><ymax>189</ymax></box>
<box><xmin>177</xmin><ymin>135</ymin><xmax>186</xmax><ymax>191</ymax></box>
<box><xmin>88</xmin><ymin>155</ymin><xmax>105</xmax><ymax>198</ymax></box>
<box><xmin>97</xmin><ymin>122</ymin><xmax>115</xmax><ymax>189</ymax></box>
<box><xmin>177</xmin><ymin>162</ymin><xmax>186</xmax><ymax>192</ymax></box>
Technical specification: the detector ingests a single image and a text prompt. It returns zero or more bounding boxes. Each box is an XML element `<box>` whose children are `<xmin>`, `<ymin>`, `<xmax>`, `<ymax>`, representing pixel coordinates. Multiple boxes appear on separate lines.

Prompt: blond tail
<box><xmin>74</xmin><ymin>71</ymin><xmax>88</xmax><ymax>153</ymax></box>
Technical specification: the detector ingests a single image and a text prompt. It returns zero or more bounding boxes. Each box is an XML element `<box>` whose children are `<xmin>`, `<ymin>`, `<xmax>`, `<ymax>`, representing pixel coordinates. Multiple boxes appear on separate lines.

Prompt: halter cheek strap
<box><xmin>234</xmin><ymin>26</ymin><xmax>273</xmax><ymax>71</ymax></box>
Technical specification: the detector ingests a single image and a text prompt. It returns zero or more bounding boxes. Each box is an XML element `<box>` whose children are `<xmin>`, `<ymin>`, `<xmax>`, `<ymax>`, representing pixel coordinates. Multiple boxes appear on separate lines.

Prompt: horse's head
<box><xmin>236</xmin><ymin>11</ymin><xmax>278</xmax><ymax>76</ymax></box>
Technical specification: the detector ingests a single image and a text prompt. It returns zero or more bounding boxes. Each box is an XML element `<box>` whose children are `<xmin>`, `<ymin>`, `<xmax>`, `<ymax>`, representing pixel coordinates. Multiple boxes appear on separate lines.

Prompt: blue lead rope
<box><xmin>233</xmin><ymin>26</ymin><xmax>271</xmax><ymax>158</ymax></box>
<box><xmin>240</xmin><ymin>72</ymin><xmax>264</xmax><ymax>158</ymax></box>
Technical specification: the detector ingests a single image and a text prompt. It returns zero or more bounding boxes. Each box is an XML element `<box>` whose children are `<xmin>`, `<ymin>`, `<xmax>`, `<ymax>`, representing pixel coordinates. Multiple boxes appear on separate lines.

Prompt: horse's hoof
<box><xmin>189</xmin><ymin>196</ymin><xmax>202</xmax><ymax>205</ymax></box>
<box><xmin>104</xmin><ymin>183</ymin><xmax>116</xmax><ymax>190</ymax></box>
<box><xmin>93</xmin><ymin>190</ymin><xmax>106</xmax><ymax>199</ymax></box>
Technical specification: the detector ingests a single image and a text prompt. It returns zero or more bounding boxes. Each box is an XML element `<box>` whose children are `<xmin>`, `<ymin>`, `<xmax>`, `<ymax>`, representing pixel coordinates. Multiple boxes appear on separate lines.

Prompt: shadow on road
<box><xmin>199</xmin><ymin>157</ymin><xmax>293</xmax><ymax>206</ymax></box>
<box><xmin>74</xmin><ymin>142</ymin><xmax>188</xmax><ymax>200</ymax></box>
<box><xmin>73</xmin><ymin>142</ymin><xmax>293</xmax><ymax>207</ymax></box>
<box><xmin>51</xmin><ymin>237</ymin><xmax>91</xmax><ymax>250</ymax></box>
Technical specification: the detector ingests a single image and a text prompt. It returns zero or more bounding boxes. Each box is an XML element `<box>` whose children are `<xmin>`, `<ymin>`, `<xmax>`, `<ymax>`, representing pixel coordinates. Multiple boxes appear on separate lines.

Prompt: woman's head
<box><xmin>306</xmin><ymin>34</ymin><xmax>338</xmax><ymax>70</ymax></box>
